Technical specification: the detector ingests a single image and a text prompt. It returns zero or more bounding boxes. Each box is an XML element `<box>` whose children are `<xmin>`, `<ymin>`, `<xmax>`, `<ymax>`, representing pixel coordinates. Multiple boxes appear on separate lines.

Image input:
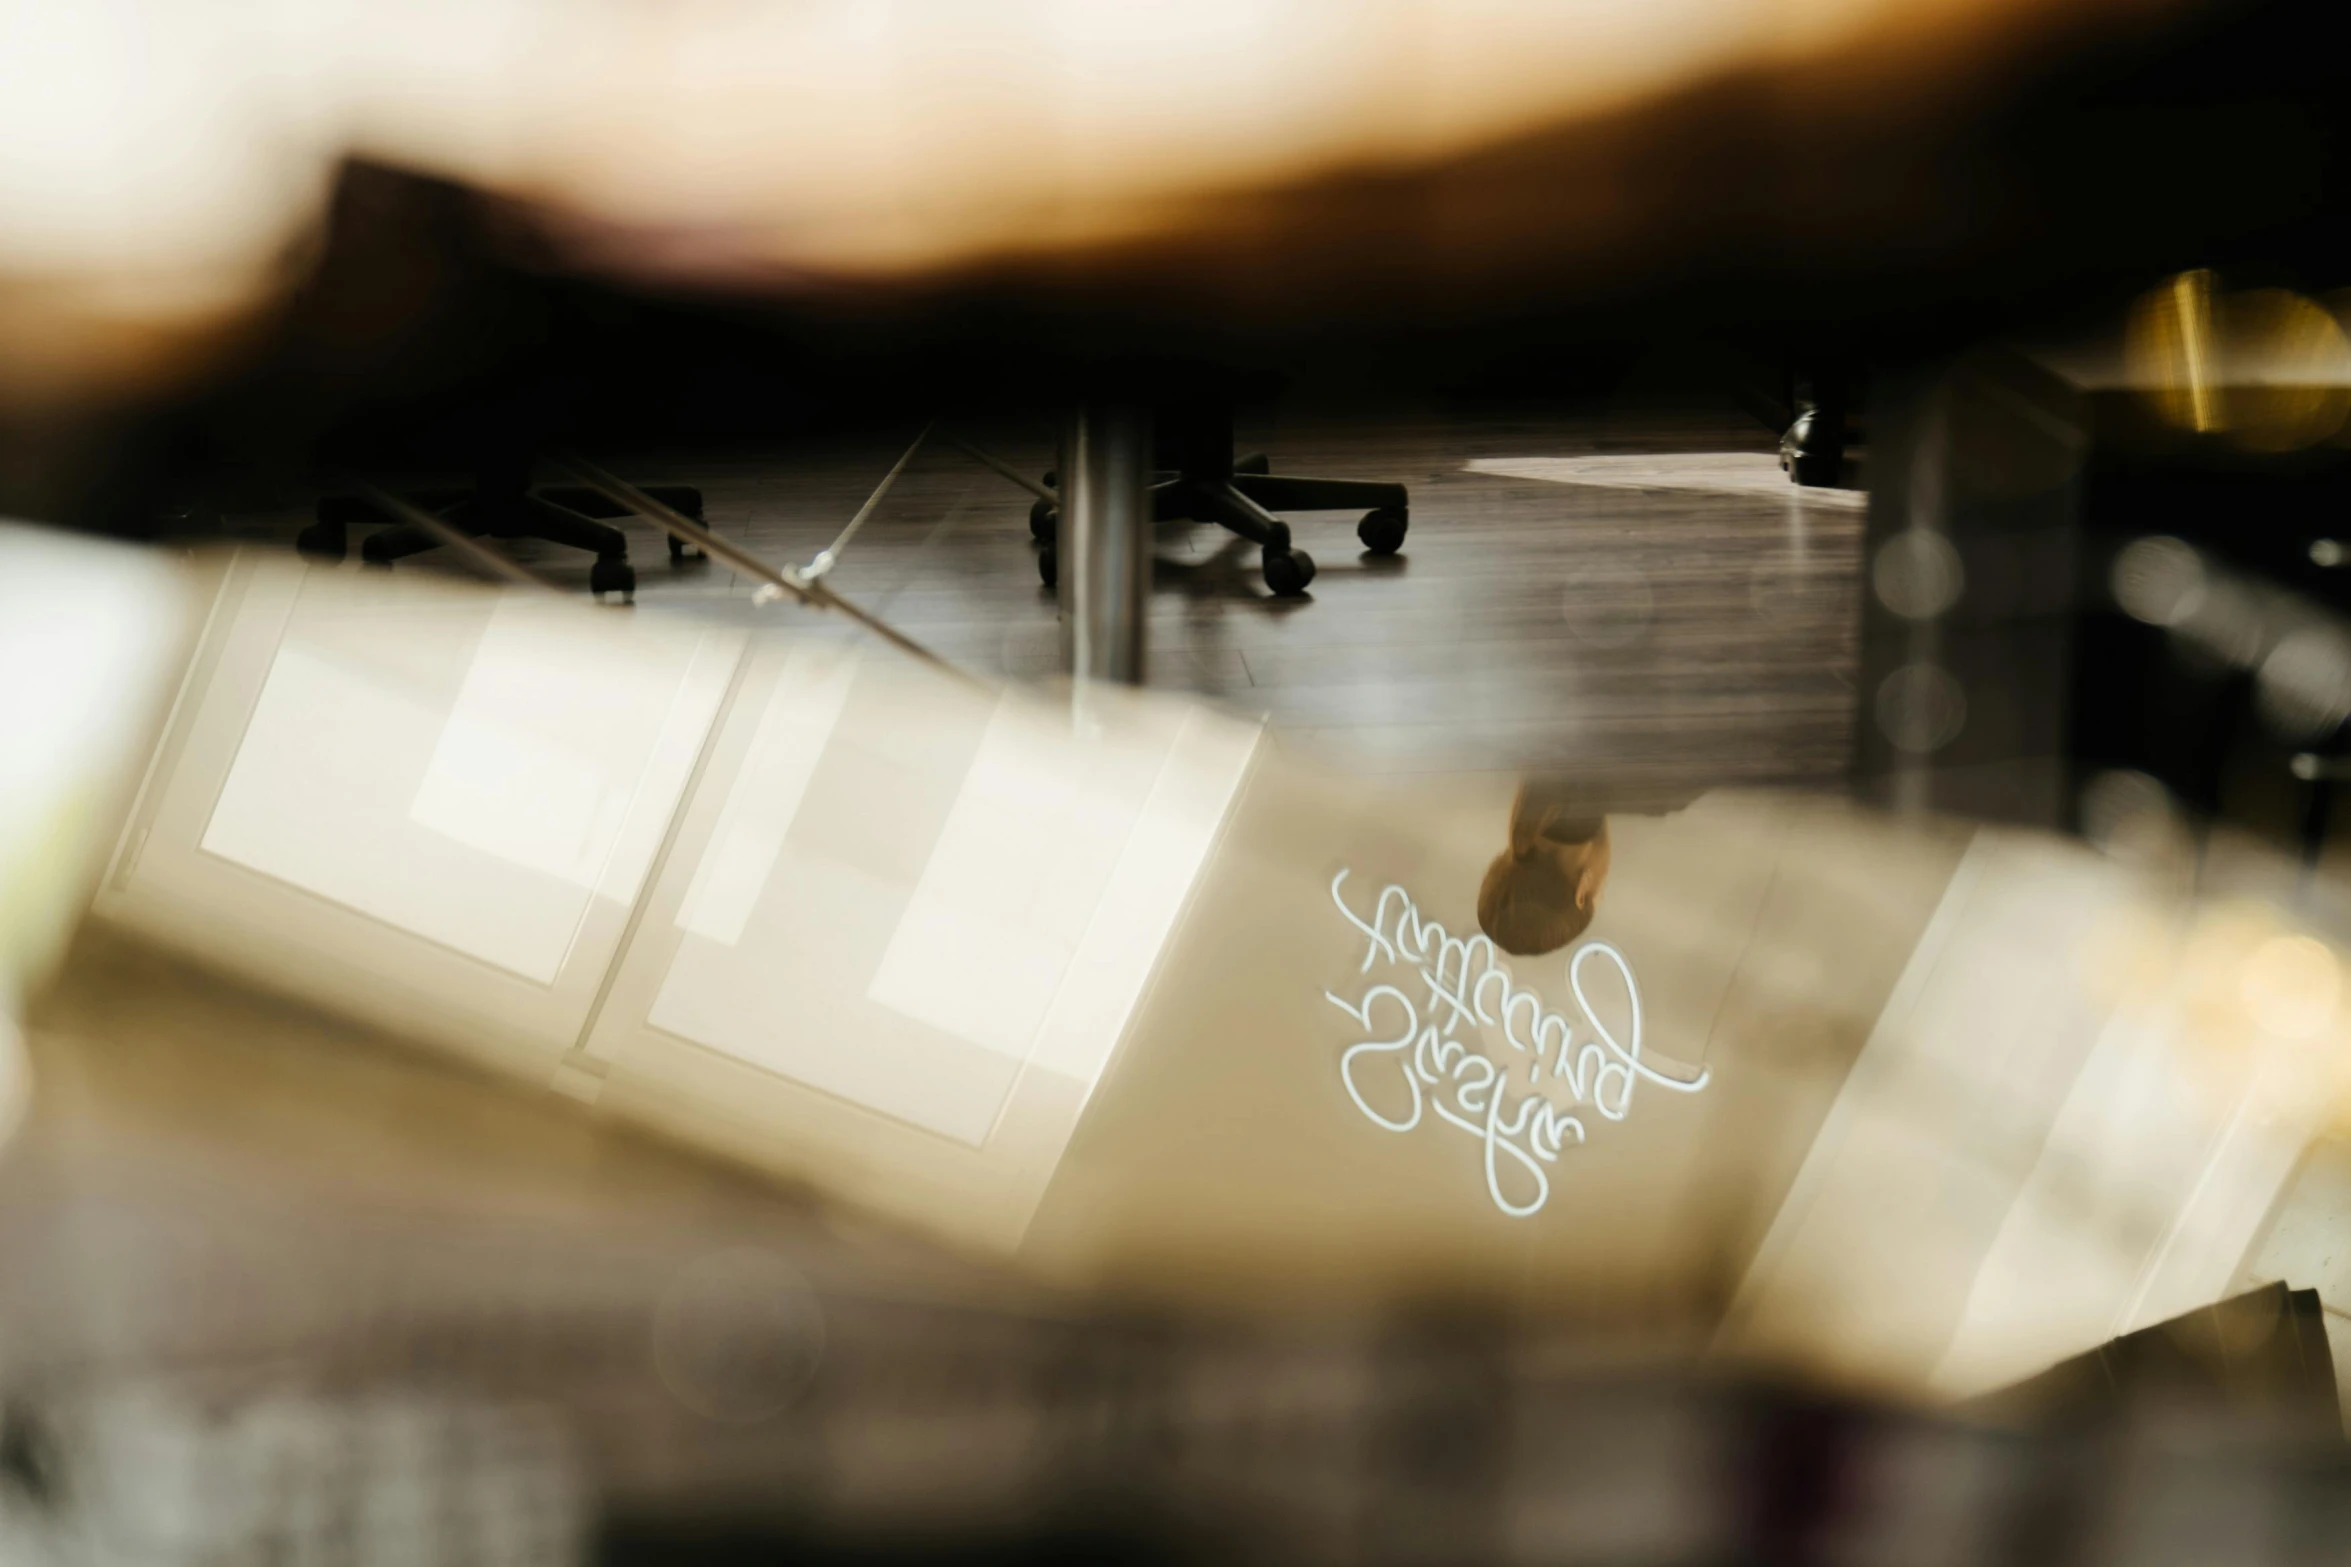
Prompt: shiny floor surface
<box><xmin>231</xmin><ymin>408</ymin><xmax>1867</xmax><ymax>789</ymax></box>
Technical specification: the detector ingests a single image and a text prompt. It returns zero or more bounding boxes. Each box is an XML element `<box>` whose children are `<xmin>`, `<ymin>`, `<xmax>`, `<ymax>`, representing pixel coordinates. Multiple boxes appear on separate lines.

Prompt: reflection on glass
<box><xmin>1726</xmin><ymin>833</ymin><xmax>2338</xmax><ymax>1397</ymax></box>
<box><xmin>1464</xmin><ymin>453</ymin><xmax>1867</xmax><ymax>508</ymax></box>
<box><xmin>202</xmin><ymin>586</ymin><xmax>729</xmax><ymax>983</ymax></box>
<box><xmin>650</xmin><ymin>668</ymin><xmax>1256</xmax><ymax>1146</ymax></box>
<box><xmin>675</xmin><ymin>645</ymin><xmax>857</xmax><ymax>948</ymax></box>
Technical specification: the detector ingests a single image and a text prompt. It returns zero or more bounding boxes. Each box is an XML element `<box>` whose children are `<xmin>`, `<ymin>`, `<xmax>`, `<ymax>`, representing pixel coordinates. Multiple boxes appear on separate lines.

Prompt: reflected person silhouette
<box><xmin>1477</xmin><ymin>783</ymin><xmax>1613</xmax><ymax>957</ymax></box>
<box><xmin>1478</xmin><ymin>779</ymin><xmax>1710</xmax><ymax>955</ymax></box>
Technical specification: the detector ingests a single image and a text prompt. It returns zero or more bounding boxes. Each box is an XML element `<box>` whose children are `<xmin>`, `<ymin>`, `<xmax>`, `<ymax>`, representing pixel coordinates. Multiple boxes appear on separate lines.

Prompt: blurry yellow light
<box><xmin>2239</xmin><ymin>933</ymin><xmax>2340</xmax><ymax>1041</ymax></box>
<box><xmin>3</xmin><ymin>0</ymin><xmax>2227</xmax><ymax>405</ymax></box>
<box><xmin>2127</xmin><ymin>273</ymin><xmax>2351</xmax><ymax>450</ymax></box>
<box><xmin>2129</xmin><ymin>269</ymin><xmax>2218</xmax><ymax>433</ymax></box>
<box><xmin>2219</xmin><ymin>288</ymin><xmax>2351</xmax><ymax>452</ymax></box>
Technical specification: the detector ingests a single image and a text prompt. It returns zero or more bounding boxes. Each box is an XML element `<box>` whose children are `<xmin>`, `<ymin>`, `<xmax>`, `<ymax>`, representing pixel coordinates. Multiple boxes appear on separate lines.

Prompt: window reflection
<box><xmin>202</xmin><ymin>584</ymin><xmax>727</xmax><ymax>984</ymax></box>
<box><xmin>650</xmin><ymin>669</ymin><xmax>1256</xmax><ymax>1146</ymax></box>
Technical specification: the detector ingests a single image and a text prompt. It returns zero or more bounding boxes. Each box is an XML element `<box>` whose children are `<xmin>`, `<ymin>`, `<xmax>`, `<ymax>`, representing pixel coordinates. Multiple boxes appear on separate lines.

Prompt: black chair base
<box><xmin>298</xmin><ymin>481</ymin><xmax>708</xmax><ymax>603</ymax></box>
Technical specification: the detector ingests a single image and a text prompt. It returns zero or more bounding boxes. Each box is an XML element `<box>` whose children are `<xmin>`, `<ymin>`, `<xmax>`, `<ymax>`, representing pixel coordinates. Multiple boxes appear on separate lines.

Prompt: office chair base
<box><xmin>311</xmin><ymin>479</ymin><xmax>714</xmax><ymax>596</ymax></box>
<box><xmin>1032</xmin><ymin>409</ymin><xmax>1401</xmax><ymax>601</ymax></box>
<box><xmin>1042</xmin><ymin>535</ymin><xmax>1313</xmax><ymax>596</ymax></box>
<box><xmin>1048</xmin><ymin>455</ymin><xmax>1268</xmax><ymax>491</ymax></box>
<box><xmin>537</xmin><ymin>484</ymin><xmax>708</xmax><ymax>560</ymax></box>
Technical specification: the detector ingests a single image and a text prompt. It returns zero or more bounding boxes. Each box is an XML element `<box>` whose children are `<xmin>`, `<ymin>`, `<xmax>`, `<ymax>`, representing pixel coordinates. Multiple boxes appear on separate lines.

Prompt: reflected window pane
<box><xmin>202</xmin><ymin>586</ymin><xmax>728</xmax><ymax>984</ymax></box>
<box><xmin>649</xmin><ymin>669</ymin><xmax>1255</xmax><ymax>1146</ymax></box>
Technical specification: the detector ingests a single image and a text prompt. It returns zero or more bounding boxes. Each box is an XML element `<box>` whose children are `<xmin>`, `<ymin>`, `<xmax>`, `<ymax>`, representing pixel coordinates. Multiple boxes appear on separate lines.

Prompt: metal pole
<box><xmin>554</xmin><ymin>456</ymin><xmax>979</xmax><ymax>685</ymax></box>
<box><xmin>803</xmin><ymin>422</ymin><xmax>932</xmax><ymax>581</ymax></box>
<box><xmin>1059</xmin><ymin>404</ymin><xmax>1150</xmax><ymax>686</ymax></box>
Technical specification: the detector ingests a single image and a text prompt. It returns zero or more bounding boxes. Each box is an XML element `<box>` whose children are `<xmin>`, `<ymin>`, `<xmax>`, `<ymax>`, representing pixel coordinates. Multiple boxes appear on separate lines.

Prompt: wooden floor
<box><xmin>230</xmin><ymin>406</ymin><xmax>1867</xmax><ymax>790</ymax></box>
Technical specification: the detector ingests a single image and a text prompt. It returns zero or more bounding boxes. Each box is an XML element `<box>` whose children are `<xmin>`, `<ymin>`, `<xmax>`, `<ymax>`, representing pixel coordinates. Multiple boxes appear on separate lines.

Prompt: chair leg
<box><xmin>358</xmin><ymin>523</ymin><xmax>450</xmax><ymax>564</ymax></box>
<box><xmin>1195</xmin><ymin>480</ymin><xmax>1318</xmax><ymax>595</ymax></box>
<box><xmin>1152</xmin><ymin>479</ymin><xmax>1219</xmax><ymax>526</ymax></box>
<box><xmin>533</xmin><ymin>485</ymin><xmax>632</xmax><ymax>520</ymax></box>
<box><xmin>641</xmin><ymin>484</ymin><xmax>704</xmax><ymax>517</ymax></box>
<box><xmin>520</xmin><ymin>495</ymin><xmax>628</xmax><ymax>559</ymax></box>
<box><xmin>1230</xmin><ymin>474</ymin><xmax>1407</xmax><ymax>513</ymax></box>
<box><xmin>535</xmin><ymin>483</ymin><xmax>704</xmax><ymax>522</ymax></box>
<box><xmin>1192</xmin><ymin>480</ymin><xmax>1286</xmax><ymax>550</ymax></box>
<box><xmin>355</xmin><ymin>493</ymin><xmax>486</xmax><ymax>564</ymax></box>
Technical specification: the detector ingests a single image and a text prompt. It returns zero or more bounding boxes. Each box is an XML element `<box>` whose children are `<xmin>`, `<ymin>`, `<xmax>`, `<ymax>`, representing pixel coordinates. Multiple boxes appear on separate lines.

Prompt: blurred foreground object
<box><xmin>96</xmin><ymin>552</ymin><xmax>1258</xmax><ymax>1248</ymax></box>
<box><xmin>2126</xmin><ymin>272</ymin><xmax>2351</xmax><ymax>452</ymax></box>
<box><xmin>0</xmin><ymin>1380</ymin><xmax>585</xmax><ymax>1566</ymax></box>
<box><xmin>0</xmin><ymin>0</ymin><xmax>2206</xmax><ymax>407</ymax></box>
<box><xmin>1851</xmin><ymin>288</ymin><xmax>2351</xmax><ymax>866</ymax></box>
<box><xmin>6</xmin><ymin>1253</ymin><xmax>2351</xmax><ymax>1562</ymax></box>
<box><xmin>59</xmin><ymin>550</ymin><xmax>2351</xmax><ymax>1398</ymax></box>
<box><xmin>0</xmin><ymin>523</ymin><xmax>185</xmax><ymax>1147</ymax></box>
<box><xmin>7</xmin><ymin>545</ymin><xmax>2351</xmax><ymax>1556</ymax></box>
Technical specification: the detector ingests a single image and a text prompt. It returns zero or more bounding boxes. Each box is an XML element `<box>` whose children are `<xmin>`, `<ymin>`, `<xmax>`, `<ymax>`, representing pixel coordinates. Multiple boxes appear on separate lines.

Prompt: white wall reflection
<box><xmin>674</xmin><ymin>645</ymin><xmax>857</xmax><ymax>948</ymax></box>
<box><xmin>647</xmin><ymin>665</ymin><xmax>1256</xmax><ymax>1146</ymax></box>
<box><xmin>1724</xmin><ymin>832</ymin><xmax>2335</xmax><ymax>1397</ymax></box>
<box><xmin>868</xmin><ymin>698</ymin><xmax>1178</xmax><ymax>1059</ymax></box>
<box><xmin>202</xmin><ymin>586</ymin><xmax>728</xmax><ymax>984</ymax></box>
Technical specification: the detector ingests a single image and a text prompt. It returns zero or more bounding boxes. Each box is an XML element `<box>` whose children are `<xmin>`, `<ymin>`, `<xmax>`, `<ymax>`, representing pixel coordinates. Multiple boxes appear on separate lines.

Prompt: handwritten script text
<box><xmin>1325</xmin><ymin>869</ymin><xmax>1707</xmax><ymax>1217</ymax></box>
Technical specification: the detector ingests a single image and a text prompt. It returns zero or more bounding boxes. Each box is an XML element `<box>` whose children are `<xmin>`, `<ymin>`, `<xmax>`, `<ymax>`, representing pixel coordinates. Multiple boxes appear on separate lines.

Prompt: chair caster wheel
<box><xmin>591</xmin><ymin>558</ymin><xmax>636</xmax><ymax>603</ymax></box>
<box><xmin>1235</xmin><ymin>452</ymin><xmax>1271</xmax><ymax>475</ymax></box>
<box><xmin>296</xmin><ymin>521</ymin><xmax>347</xmax><ymax>562</ymax></box>
<box><xmin>1356</xmin><ymin>507</ymin><xmax>1408</xmax><ymax>555</ymax></box>
<box><xmin>1263</xmin><ymin>547</ymin><xmax>1316</xmax><ymax>596</ymax></box>
<box><xmin>1042</xmin><ymin>468</ymin><xmax>1058</xmax><ymax>491</ymax></box>
<box><xmin>1038</xmin><ymin>545</ymin><xmax>1058</xmax><ymax>589</ymax></box>
<box><xmin>653</xmin><ymin>487</ymin><xmax>708</xmax><ymax>558</ymax></box>
<box><xmin>1029</xmin><ymin>498</ymin><xmax>1059</xmax><ymax>542</ymax></box>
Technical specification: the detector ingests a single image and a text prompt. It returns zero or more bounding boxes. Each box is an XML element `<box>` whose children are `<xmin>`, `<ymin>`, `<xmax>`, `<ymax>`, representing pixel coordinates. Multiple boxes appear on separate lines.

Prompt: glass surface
<box><xmin>202</xmin><ymin>584</ymin><xmax>728</xmax><ymax>983</ymax></box>
<box><xmin>649</xmin><ymin>658</ymin><xmax>1255</xmax><ymax>1144</ymax></box>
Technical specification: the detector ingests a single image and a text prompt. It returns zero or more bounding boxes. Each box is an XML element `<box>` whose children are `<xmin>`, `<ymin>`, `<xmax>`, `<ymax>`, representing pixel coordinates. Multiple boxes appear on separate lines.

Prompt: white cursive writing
<box><xmin>1325</xmin><ymin>868</ymin><xmax>1707</xmax><ymax>1217</ymax></box>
